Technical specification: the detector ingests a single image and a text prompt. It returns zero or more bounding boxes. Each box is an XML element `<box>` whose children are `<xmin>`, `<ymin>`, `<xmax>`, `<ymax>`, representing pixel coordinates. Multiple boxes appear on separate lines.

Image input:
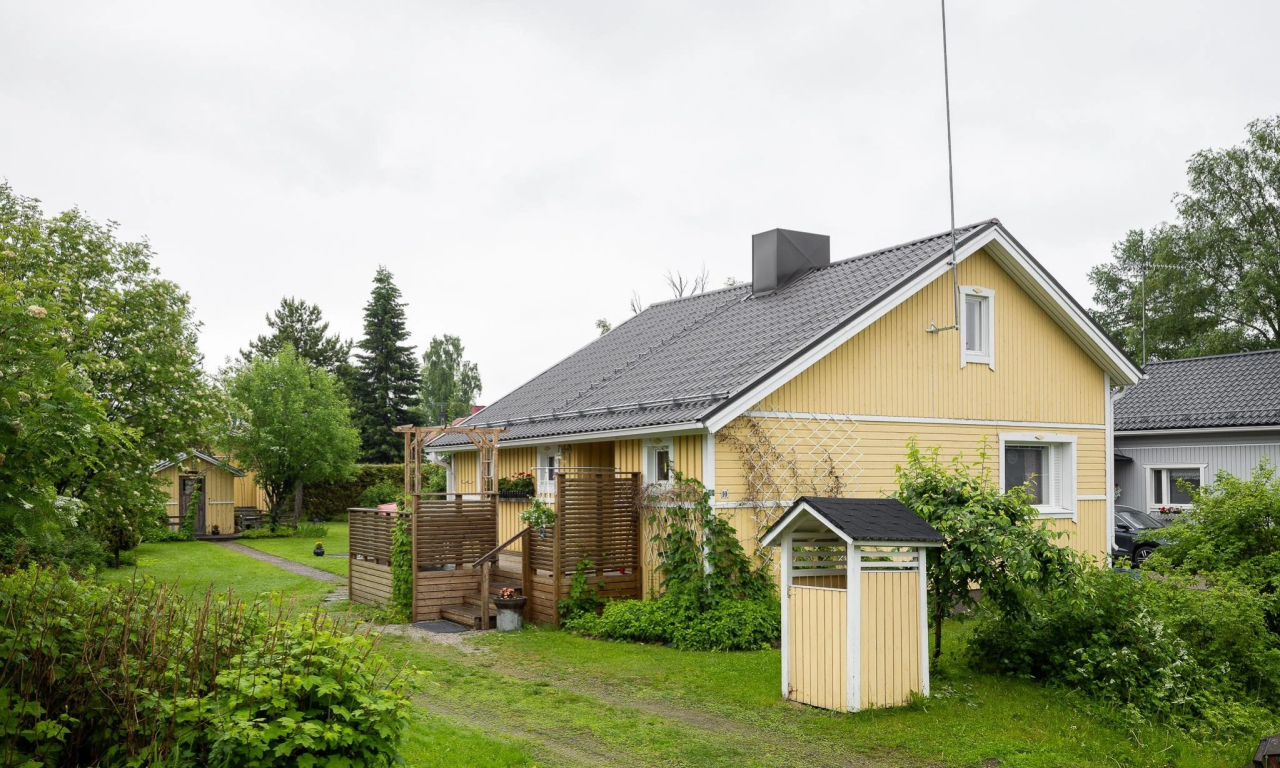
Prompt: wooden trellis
<box><xmin>393</xmin><ymin>424</ymin><xmax>506</xmax><ymax>497</ymax></box>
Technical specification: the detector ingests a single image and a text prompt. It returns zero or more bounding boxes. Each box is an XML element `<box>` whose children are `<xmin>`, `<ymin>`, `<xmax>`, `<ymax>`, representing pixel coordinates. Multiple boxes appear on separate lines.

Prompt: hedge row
<box><xmin>301</xmin><ymin>464</ymin><xmax>444</xmax><ymax>521</ymax></box>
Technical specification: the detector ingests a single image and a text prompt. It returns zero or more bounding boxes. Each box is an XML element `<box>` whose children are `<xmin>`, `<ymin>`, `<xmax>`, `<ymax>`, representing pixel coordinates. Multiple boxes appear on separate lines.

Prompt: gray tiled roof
<box><xmin>432</xmin><ymin>220</ymin><xmax>998</xmax><ymax>447</ymax></box>
<box><xmin>778</xmin><ymin>497</ymin><xmax>945</xmax><ymax>544</ymax></box>
<box><xmin>1115</xmin><ymin>349</ymin><xmax>1280</xmax><ymax>431</ymax></box>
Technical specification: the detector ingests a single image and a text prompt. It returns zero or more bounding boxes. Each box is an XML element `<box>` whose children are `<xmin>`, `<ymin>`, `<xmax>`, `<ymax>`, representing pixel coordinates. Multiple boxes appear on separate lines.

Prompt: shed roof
<box><xmin>761</xmin><ymin>497</ymin><xmax>944</xmax><ymax>546</ymax></box>
<box><xmin>1115</xmin><ymin>348</ymin><xmax>1280</xmax><ymax>431</ymax></box>
<box><xmin>152</xmin><ymin>451</ymin><xmax>246</xmax><ymax>477</ymax></box>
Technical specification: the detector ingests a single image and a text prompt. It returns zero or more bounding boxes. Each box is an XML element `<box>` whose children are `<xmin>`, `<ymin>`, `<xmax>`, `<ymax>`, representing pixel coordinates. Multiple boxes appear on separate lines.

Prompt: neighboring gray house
<box><xmin>1114</xmin><ymin>349</ymin><xmax>1280</xmax><ymax>514</ymax></box>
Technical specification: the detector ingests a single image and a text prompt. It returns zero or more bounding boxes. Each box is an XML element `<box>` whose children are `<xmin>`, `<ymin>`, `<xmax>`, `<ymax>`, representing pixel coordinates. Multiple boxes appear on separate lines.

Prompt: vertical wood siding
<box><xmin>758</xmin><ymin>248</ymin><xmax>1106</xmax><ymax>424</ymax></box>
<box><xmin>788</xmin><ymin>586</ymin><xmax>847</xmax><ymax>711</ymax></box>
<box><xmin>154</xmin><ymin>457</ymin><xmax>237</xmax><ymax>534</ymax></box>
<box><xmin>497</xmin><ymin>446</ymin><xmax>538</xmax><ymax>549</ymax></box>
<box><xmin>860</xmin><ymin>571</ymin><xmax>922</xmax><ymax>709</ymax></box>
<box><xmin>1113</xmin><ymin>439</ymin><xmax>1280</xmax><ymax>512</ymax></box>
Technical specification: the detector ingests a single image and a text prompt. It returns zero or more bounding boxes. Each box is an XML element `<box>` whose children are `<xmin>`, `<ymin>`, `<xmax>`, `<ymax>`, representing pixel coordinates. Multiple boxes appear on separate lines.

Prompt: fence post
<box><xmin>552</xmin><ymin>473</ymin><xmax>564</xmax><ymax>627</ymax></box>
<box><xmin>410</xmin><ymin>495</ymin><xmax>419</xmax><ymax>622</ymax></box>
<box><xmin>633</xmin><ymin>472</ymin><xmax>644</xmax><ymax>599</ymax></box>
<box><xmin>521</xmin><ymin>527</ymin><xmax>533</xmax><ymax>621</ymax></box>
<box><xmin>480</xmin><ymin>560</ymin><xmax>491</xmax><ymax>630</ymax></box>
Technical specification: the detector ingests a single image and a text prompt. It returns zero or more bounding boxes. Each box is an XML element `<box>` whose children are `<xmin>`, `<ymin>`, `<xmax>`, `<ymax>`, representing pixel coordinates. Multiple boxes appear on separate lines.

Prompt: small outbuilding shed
<box><xmin>153</xmin><ymin>451</ymin><xmax>245</xmax><ymax>537</ymax></box>
<box><xmin>761</xmin><ymin>497</ymin><xmax>944</xmax><ymax>712</ymax></box>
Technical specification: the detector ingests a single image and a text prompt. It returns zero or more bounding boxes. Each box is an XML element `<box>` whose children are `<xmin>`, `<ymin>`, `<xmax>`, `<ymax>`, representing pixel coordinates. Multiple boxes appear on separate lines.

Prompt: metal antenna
<box><xmin>941</xmin><ymin>0</ymin><xmax>960</xmax><ymax>329</ymax></box>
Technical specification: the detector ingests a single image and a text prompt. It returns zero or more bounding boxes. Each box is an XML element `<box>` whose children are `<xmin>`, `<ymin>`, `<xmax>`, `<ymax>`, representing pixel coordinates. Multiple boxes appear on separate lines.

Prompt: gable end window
<box><xmin>960</xmin><ymin>286</ymin><xmax>995</xmax><ymax>369</ymax></box>
<box><xmin>999</xmin><ymin>433</ymin><xmax>1076</xmax><ymax>518</ymax></box>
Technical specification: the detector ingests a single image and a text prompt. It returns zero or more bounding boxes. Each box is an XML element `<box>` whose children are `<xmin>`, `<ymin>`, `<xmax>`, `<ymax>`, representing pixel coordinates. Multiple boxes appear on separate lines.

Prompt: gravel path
<box><xmin>214</xmin><ymin>541</ymin><xmax>345</xmax><ymax>583</ymax></box>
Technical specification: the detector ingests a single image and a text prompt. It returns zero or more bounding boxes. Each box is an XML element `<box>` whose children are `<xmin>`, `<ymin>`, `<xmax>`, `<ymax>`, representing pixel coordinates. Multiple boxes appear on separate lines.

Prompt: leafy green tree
<box><xmin>419</xmin><ymin>334</ymin><xmax>482</xmax><ymax>425</ymax></box>
<box><xmin>0</xmin><ymin>182</ymin><xmax>215</xmax><ymax>564</ymax></box>
<box><xmin>240</xmin><ymin>296</ymin><xmax>353</xmax><ymax>378</ymax></box>
<box><xmin>895</xmin><ymin>440</ymin><xmax>1083</xmax><ymax>659</ymax></box>
<box><xmin>223</xmin><ymin>347</ymin><xmax>360</xmax><ymax>527</ymax></box>
<box><xmin>351</xmin><ymin>267</ymin><xmax>420</xmax><ymax>462</ymax></box>
<box><xmin>1090</xmin><ymin>116</ymin><xmax>1280</xmax><ymax>362</ymax></box>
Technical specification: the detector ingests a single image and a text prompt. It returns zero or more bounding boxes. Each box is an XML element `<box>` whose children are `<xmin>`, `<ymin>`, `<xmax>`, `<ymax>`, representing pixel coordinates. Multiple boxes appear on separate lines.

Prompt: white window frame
<box><xmin>535</xmin><ymin>445</ymin><xmax>562</xmax><ymax>495</ymax></box>
<box><xmin>959</xmin><ymin>286</ymin><xmax>995</xmax><ymax>370</ymax></box>
<box><xmin>998</xmin><ymin>432</ymin><xmax>1076</xmax><ymax>519</ymax></box>
<box><xmin>1143</xmin><ymin>463</ymin><xmax>1206</xmax><ymax>512</ymax></box>
<box><xmin>645</xmin><ymin>439</ymin><xmax>674</xmax><ymax>487</ymax></box>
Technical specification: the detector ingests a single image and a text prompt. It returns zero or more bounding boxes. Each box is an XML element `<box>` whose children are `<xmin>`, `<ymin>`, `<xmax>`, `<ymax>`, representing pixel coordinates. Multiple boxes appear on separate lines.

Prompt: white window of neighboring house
<box><xmin>1146</xmin><ymin>464</ymin><xmax>1205</xmax><ymax>511</ymax></box>
<box><xmin>535</xmin><ymin>446</ymin><xmax>561</xmax><ymax>495</ymax></box>
<box><xmin>960</xmin><ymin>286</ymin><xmax>995</xmax><ymax>369</ymax></box>
<box><xmin>646</xmin><ymin>440</ymin><xmax>674</xmax><ymax>487</ymax></box>
<box><xmin>999</xmin><ymin>433</ymin><xmax>1076</xmax><ymax>518</ymax></box>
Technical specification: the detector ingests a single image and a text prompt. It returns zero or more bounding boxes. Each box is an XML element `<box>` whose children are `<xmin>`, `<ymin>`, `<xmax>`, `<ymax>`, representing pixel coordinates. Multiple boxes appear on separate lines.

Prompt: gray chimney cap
<box><xmin>752</xmin><ymin>228</ymin><xmax>830</xmax><ymax>296</ymax></box>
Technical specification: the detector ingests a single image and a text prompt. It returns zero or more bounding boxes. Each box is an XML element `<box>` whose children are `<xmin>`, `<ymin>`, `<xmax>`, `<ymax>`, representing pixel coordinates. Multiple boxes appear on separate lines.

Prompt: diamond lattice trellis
<box><xmin>717</xmin><ymin>413</ymin><xmax>863</xmax><ymax>564</ymax></box>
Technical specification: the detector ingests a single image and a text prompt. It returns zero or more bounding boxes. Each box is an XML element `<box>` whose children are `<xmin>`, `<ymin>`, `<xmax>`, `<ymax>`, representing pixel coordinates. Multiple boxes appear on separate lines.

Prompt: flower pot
<box><xmin>313</xmin><ymin>544</ymin><xmax>325</xmax><ymax>557</ymax></box>
<box><xmin>493</xmin><ymin>596</ymin><xmax>528</xmax><ymax>631</ymax></box>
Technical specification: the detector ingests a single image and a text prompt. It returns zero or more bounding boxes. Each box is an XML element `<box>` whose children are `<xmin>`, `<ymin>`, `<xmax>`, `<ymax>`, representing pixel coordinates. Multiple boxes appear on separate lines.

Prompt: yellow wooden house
<box><xmin>427</xmin><ymin>221</ymin><xmax>1143</xmax><ymax>592</ymax></box>
<box><xmin>154</xmin><ymin>451</ymin><xmax>268</xmax><ymax>536</ymax></box>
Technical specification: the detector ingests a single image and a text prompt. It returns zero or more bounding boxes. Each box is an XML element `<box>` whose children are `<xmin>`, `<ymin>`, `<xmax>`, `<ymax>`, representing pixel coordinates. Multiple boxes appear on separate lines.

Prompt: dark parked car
<box><xmin>1113</xmin><ymin>505</ymin><xmax>1169</xmax><ymax>566</ymax></box>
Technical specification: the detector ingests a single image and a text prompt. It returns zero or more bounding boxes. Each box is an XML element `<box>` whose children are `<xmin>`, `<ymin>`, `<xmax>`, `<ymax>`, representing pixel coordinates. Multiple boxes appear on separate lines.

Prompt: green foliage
<box><xmin>1089</xmin><ymin>115</ymin><xmax>1280</xmax><ymax>361</ymax></box>
<box><xmin>1143</xmin><ymin>460</ymin><xmax>1280</xmax><ymax>627</ymax></box>
<box><xmin>306</xmin><ymin>464</ymin><xmax>429</xmax><ymax>521</ymax></box>
<box><xmin>558</xmin><ymin>559</ymin><xmax>603</xmax><ymax>621</ymax></box>
<box><xmin>568</xmin><ymin>474</ymin><xmax>776</xmax><ymax>651</ymax></box>
<box><xmin>358</xmin><ymin>479</ymin><xmax>402</xmax><ymax>508</ymax></box>
<box><xmin>419</xmin><ymin>334</ymin><xmax>482</xmax><ymax>425</ymax></box>
<box><xmin>351</xmin><ymin>267</ymin><xmax>421</xmax><ymax>463</ymax></box>
<box><xmin>0</xmin><ymin>565</ymin><xmax>415</xmax><ymax>767</ymax></box>
<box><xmin>241</xmin><ymin>296</ymin><xmax>354</xmax><ymax>379</ymax></box>
<box><xmin>238</xmin><ymin>527</ymin><xmax>294</xmax><ymax>540</ymax></box>
<box><xmin>223</xmin><ymin>347</ymin><xmax>361</xmax><ymax>526</ymax></box>
<box><xmin>391</xmin><ymin>514</ymin><xmax>413</xmax><ymax>621</ymax></box>
<box><xmin>895</xmin><ymin>439</ymin><xmax>1084</xmax><ymax>658</ymax></box>
<box><xmin>968</xmin><ymin>568</ymin><xmax>1280</xmax><ymax>738</ymax></box>
<box><xmin>1</xmin><ymin>180</ymin><xmax>215</xmax><ymax>567</ymax></box>
<box><xmin>497</xmin><ymin>472</ymin><xmax>535</xmax><ymax>498</ymax></box>
<box><xmin>294</xmin><ymin>521</ymin><xmax>329</xmax><ymax>540</ymax></box>
<box><xmin>518</xmin><ymin>498</ymin><xmax>556</xmax><ymax>531</ymax></box>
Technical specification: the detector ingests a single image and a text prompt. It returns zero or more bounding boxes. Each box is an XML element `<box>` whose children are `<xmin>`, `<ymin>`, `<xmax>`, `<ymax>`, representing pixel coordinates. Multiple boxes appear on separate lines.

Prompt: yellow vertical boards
<box><xmin>860</xmin><ymin>570</ymin><xmax>923</xmax><ymax>709</ymax></box>
<box><xmin>153</xmin><ymin>453</ymin><xmax>240</xmax><ymax>535</ymax></box>
<box><xmin>787</xmin><ymin>586</ymin><xmax>847</xmax><ymax>710</ymax></box>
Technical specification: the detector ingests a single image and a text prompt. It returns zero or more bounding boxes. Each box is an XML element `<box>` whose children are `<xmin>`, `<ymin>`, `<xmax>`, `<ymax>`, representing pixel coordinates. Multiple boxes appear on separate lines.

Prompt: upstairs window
<box><xmin>960</xmin><ymin>287</ymin><xmax>994</xmax><ymax>368</ymax></box>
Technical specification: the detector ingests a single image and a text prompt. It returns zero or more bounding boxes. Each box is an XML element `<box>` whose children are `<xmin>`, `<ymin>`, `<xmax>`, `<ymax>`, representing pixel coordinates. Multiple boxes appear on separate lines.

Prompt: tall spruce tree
<box><xmin>240</xmin><ymin>297</ymin><xmax>353</xmax><ymax>378</ymax></box>
<box><xmin>351</xmin><ymin>266</ymin><xmax>421</xmax><ymax>462</ymax></box>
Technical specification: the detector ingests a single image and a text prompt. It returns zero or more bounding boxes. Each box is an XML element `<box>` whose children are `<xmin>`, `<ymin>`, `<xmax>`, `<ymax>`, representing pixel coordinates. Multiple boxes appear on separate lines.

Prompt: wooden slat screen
<box><xmin>348</xmin><ymin>507</ymin><xmax>402</xmax><ymax>565</ymax></box>
<box><xmin>528</xmin><ymin>470</ymin><xmax>640</xmax><ymax>576</ymax></box>
<box><xmin>415</xmin><ymin>493</ymin><xmax>497</xmax><ymax>569</ymax></box>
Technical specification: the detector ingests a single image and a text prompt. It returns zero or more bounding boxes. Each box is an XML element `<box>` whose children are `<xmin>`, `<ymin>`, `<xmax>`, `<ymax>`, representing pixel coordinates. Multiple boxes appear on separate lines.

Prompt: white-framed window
<box><xmin>1145</xmin><ymin>464</ymin><xmax>1205</xmax><ymax>511</ymax></box>
<box><xmin>999</xmin><ymin>433</ymin><xmax>1076</xmax><ymax>518</ymax></box>
<box><xmin>645</xmin><ymin>440</ymin><xmax>673</xmax><ymax>487</ymax></box>
<box><xmin>535</xmin><ymin>445</ymin><xmax>561</xmax><ymax>495</ymax></box>
<box><xmin>960</xmin><ymin>286</ymin><xmax>995</xmax><ymax>369</ymax></box>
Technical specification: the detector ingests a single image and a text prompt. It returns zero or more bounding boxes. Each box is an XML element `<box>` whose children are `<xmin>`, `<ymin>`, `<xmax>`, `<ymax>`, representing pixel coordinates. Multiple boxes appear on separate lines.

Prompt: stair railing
<box><xmin>472</xmin><ymin>526</ymin><xmax>533</xmax><ymax>629</ymax></box>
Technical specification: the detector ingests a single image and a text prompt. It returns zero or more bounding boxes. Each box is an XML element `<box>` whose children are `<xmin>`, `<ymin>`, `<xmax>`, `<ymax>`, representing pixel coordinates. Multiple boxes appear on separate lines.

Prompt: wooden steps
<box><xmin>439</xmin><ymin>603</ymin><xmax>495</xmax><ymax>630</ymax></box>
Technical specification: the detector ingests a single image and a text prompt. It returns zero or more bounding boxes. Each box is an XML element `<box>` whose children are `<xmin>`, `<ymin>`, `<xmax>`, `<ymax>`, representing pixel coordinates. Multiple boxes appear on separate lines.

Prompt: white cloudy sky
<box><xmin>3</xmin><ymin>1</ymin><xmax>1277</xmax><ymax>402</ymax></box>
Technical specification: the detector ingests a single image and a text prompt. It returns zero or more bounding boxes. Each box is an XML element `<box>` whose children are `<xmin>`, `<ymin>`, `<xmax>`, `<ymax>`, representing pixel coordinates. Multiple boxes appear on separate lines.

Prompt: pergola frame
<box><xmin>392</xmin><ymin>425</ymin><xmax>507</xmax><ymax>497</ymax></box>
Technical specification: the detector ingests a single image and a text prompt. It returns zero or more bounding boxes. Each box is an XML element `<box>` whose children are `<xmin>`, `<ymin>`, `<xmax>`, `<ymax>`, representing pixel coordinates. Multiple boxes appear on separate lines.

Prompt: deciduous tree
<box><xmin>223</xmin><ymin>347</ymin><xmax>359</xmax><ymax>527</ymax></box>
<box><xmin>419</xmin><ymin>334</ymin><xmax>482</xmax><ymax>425</ymax></box>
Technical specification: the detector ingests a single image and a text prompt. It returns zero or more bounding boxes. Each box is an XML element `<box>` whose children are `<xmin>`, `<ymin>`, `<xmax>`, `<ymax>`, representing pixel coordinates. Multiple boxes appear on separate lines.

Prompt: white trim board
<box><xmin>432</xmin><ymin>422</ymin><xmax>706</xmax><ymax>451</ymax></box>
<box><xmin>743</xmin><ymin>410</ymin><xmax>1106</xmax><ymax>432</ymax></box>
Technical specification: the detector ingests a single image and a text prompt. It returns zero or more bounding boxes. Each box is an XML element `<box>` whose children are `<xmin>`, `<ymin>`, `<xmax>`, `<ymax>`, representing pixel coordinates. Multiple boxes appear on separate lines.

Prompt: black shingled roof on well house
<box><xmin>1115</xmin><ymin>348</ymin><xmax>1280</xmax><ymax>432</ymax></box>
<box><xmin>770</xmin><ymin>497</ymin><xmax>945</xmax><ymax>544</ymax></box>
<box><xmin>430</xmin><ymin>221</ymin><xmax>999</xmax><ymax>447</ymax></box>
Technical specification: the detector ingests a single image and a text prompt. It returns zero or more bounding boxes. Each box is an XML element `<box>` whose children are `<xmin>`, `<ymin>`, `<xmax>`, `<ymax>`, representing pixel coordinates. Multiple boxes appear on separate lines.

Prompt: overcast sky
<box><xmin>3</xmin><ymin>1</ymin><xmax>1277</xmax><ymax>402</ymax></box>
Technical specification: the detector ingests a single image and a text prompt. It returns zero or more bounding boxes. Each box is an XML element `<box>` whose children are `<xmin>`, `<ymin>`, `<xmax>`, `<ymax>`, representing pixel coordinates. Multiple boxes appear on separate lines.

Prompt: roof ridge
<box><xmin>548</xmin><ymin>289</ymin><xmax>742</xmax><ymax>415</ymax></box>
<box><xmin>1146</xmin><ymin>348</ymin><xmax>1280</xmax><ymax>365</ymax></box>
<box><xmin>646</xmin><ymin>282</ymin><xmax>749</xmax><ymax>308</ymax></box>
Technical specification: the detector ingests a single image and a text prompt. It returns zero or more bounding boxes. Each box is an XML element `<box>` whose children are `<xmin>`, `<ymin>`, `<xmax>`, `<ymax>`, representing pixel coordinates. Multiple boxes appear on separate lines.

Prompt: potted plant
<box><xmin>313</xmin><ymin>541</ymin><xmax>325</xmax><ymax>557</ymax></box>
<box><xmin>493</xmin><ymin>587</ymin><xmax>527</xmax><ymax>631</ymax></box>
<box><xmin>210</xmin><ymin>524</ymin><xmax>220</xmax><ymax>536</ymax></box>
<box><xmin>519</xmin><ymin>498</ymin><xmax>556</xmax><ymax>537</ymax></box>
<box><xmin>497</xmin><ymin>472</ymin><xmax>536</xmax><ymax>500</ymax></box>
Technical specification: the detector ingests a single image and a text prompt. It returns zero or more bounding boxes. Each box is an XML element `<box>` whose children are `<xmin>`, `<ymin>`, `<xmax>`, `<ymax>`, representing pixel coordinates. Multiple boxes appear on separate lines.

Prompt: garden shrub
<box><xmin>357</xmin><ymin>479</ymin><xmax>401</xmax><ymax>508</ymax></box>
<box><xmin>566</xmin><ymin>474</ymin><xmax>778</xmax><ymax>651</ymax></box>
<box><xmin>390</xmin><ymin>513</ymin><xmax>413</xmax><ymax>620</ymax></box>
<box><xmin>302</xmin><ymin>464</ymin><xmax>442</xmax><ymax>521</ymax></box>
<box><xmin>0</xmin><ymin>565</ymin><xmax>416</xmax><ymax>767</ymax></box>
<box><xmin>557</xmin><ymin>559</ymin><xmax>603</xmax><ymax>621</ymax></box>
<box><xmin>968</xmin><ymin>567</ymin><xmax>1280</xmax><ymax>737</ymax></box>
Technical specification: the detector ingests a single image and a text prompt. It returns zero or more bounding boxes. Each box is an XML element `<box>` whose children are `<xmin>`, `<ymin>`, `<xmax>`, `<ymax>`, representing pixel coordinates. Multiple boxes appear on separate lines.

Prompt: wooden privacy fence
<box><xmin>527</xmin><ymin>469</ymin><xmax>642</xmax><ymax>625</ymax></box>
<box><xmin>348</xmin><ymin>507</ymin><xmax>403</xmax><ymax>606</ymax></box>
<box><xmin>412</xmin><ymin>493</ymin><xmax>498</xmax><ymax>623</ymax></box>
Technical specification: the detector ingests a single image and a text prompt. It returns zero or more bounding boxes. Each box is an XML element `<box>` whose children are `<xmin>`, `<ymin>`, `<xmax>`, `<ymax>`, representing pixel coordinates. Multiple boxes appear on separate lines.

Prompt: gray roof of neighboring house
<box><xmin>770</xmin><ymin>497</ymin><xmax>945</xmax><ymax>544</ymax></box>
<box><xmin>431</xmin><ymin>220</ymin><xmax>999</xmax><ymax>447</ymax></box>
<box><xmin>1115</xmin><ymin>348</ymin><xmax>1280</xmax><ymax>431</ymax></box>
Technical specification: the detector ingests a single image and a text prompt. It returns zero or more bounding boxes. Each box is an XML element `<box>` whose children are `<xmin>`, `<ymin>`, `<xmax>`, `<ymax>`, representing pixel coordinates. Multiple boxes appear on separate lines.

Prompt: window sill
<box><xmin>1034</xmin><ymin>507</ymin><xmax>1076</xmax><ymax>520</ymax></box>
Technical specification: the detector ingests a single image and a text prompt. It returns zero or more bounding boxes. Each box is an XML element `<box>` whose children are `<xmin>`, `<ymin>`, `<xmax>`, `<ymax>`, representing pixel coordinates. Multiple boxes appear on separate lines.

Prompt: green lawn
<box><xmin>101</xmin><ymin>541</ymin><xmax>335</xmax><ymax>604</ymax></box>
<box><xmin>379</xmin><ymin>623</ymin><xmax>1267</xmax><ymax>768</ymax></box>
<box><xmin>239</xmin><ymin>522</ymin><xmax>350</xmax><ymax>577</ymax></box>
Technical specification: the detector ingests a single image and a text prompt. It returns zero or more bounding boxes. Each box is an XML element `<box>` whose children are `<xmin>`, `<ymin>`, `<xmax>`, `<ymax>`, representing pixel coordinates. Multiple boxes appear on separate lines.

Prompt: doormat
<box><xmin>412</xmin><ymin>620</ymin><xmax>470</xmax><ymax>634</ymax></box>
